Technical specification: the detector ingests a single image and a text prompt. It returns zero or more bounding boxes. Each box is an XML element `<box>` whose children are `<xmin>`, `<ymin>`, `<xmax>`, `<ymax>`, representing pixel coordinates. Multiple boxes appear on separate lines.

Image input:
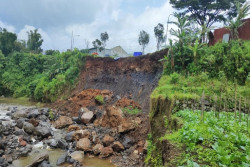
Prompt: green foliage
<box><xmin>0</xmin><ymin>28</ymin><xmax>17</xmax><ymax>56</ymax></box>
<box><xmin>27</xmin><ymin>29</ymin><xmax>43</xmax><ymax>53</ymax></box>
<box><xmin>49</xmin><ymin>110</ymin><xmax>55</xmax><ymax>120</ymax></box>
<box><xmin>164</xmin><ymin>110</ymin><xmax>250</xmax><ymax>166</ymax></box>
<box><xmin>122</xmin><ymin>106</ymin><xmax>142</xmax><ymax>115</ymax></box>
<box><xmin>138</xmin><ymin>30</ymin><xmax>150</xmax><ymax>54</ymax></box>
<box><xmin>154</xmin><ymin>23</ymin><xmax>165</xmax><ymax>51</ymax></box>
<box><xmin>0</xmin><ymin>49</ymin><xmax>88</xmax><ymax>102</ymax></box>
<box><xmin>170</xmin><ymin>72</ymin><xmax>180</xmax><ymax>84</ymax></box>
<box><xmin>151</xmin><ymin>74</ymin><xmax>250</xmax><ymax>101</ymax></box>
<box><xmin>169</xmin><ymin>0</ymin><xmax>246</xmax><ymax>28</ymax></box>
<box><xmin>95</xmin><ymin>95</ymin><xmax>105</xmax><ymax>105</ymax></box>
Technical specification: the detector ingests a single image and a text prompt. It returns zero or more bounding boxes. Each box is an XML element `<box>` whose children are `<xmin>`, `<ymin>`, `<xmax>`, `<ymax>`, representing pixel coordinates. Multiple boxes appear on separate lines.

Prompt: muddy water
<box><xmin>11</xmin><ymin>149</ymin><xmax>114</xmax><ymax>167</ymax></box>
<box><xmin>0</xmin><ymin>98</ymin><xmax>115</xmax><ymax>167</ymax></box>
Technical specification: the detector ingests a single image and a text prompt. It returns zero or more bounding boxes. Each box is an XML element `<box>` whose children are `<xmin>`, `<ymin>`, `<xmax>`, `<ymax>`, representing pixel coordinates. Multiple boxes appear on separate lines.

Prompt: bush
<box><xmin>170</xmin><ymin>72</ymin><xmax>180</xmax><ymax>84</ymax></box>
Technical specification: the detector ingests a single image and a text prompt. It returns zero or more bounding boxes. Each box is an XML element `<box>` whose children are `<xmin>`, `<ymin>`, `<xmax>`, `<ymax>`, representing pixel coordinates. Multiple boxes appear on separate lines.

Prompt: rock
<box><xmin>27</xmin><ymin>154</ymin><xmax>49</xmax><ymax>167</ymax></box>
<box><xmin>118</xmin><ymin>119</ymin><xmax>135</xmax><ymax>133</ymax></box>
<box><xmin>23</xmin><ymin>122</ymin><xmax>35</xmax><ymax>134</ymax></box>
<box><xmin>49</xmin><ymin>139</ymin><xmax>58</xmax><ymax>148</ymax></box>
<box><xmin>38</xmin><ymin>161</ymin><xmax>52</xmax><ymax>167</ymax></box>
<box><xmin>76</xmin><ymin>138</ymin><xmax>91</xmax><ymax>151</ymax></box>
<box><xmin>92</xmin><ymin>144</ymin><xmax>103</xmax><ymax>155</ymax></box>
<box><xmin>18</xmin><ymin>145</ymin><xmax>32</xmax><ymax>156</ymax></box>
<box><xmin>68</xmin><ymin>125</ymin><xmax>81</xmax><ymax>132</ymax></box>
<box><xmin>99</xmin><ymin>147</ymin><xmax>113</xmax><ymax>158</ymax></box>
<box><xmin>12</xmin><ymin>110</ymin><xmax>28</xmax><ymax>120</ymax></box>
<box><xmin>112</xmin><ymin>141</ymin><xmax>124</xmax><ymax>152</ymax></box>
<box><xmin>34</xmin><ymin>126</ymin><xmax>52</xmax><ymax>138</ymax></box>
<box><xmin>20</xmin><ymin>140</ymin><xmax>27</xmax><ymax>147</ymax></box>
<box><xmin>57</xmin><ymin>139</ymin><xmax>68</xmax><ymax>149</ymax></box>
<box><xmin>56</xmin><ymin>153</ymin><xmax>68</xmax><ymax>166</ymax></box>
<box><xmin>4</xmin><ymin>154</ymin><xmax>13</xmax><ymax>163</ymax></box>
<box><xmin>29</xmin><ymin>118</ymin><xmax>39</xmax><ymax>127</ymax></box>
<box><xmin>70</xmin><ymin>151</ymin><xmax>84</xmax><ymax>162</ymax></box>
<box><xmin>122</xmin><ymin>136</ymin><xmax>134</xmax><ymax>149</ymax></box>
<box><xmin>27</xmin><ymin>109</ymin><xmax>40</xmax><ymax>118</ymax></box>
<box><xmin>81</xmin><ymin>111</ymin><xmax>94</xmax><ymax>124</ymax></box>
<box><xmin>54</xmin><ymin>116</ymin><xmax>73</xmax><ymax>129</ymax></box>
<box><xmin>16</xmin><ymin>118</ymin><xmax>26</xmax><ymax>129</ymax></box>
<box><xmin>72</xmin><ymin>130</ymin><xmax>90</xmax><ymax>141</ymax></box>
<box><xmin>102</xmin><ymin>135</ymin><xmax>114</xmax><ymax>146</ymax></box>
<box><xmin>65</xmin><ymin>131</ymin><xmax>75</xmax><ymax>142</ymax></box>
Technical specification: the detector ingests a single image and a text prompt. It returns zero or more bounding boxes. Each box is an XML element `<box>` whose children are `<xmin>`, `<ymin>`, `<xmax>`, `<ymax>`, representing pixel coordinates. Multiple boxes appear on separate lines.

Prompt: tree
<box><xmin>27</xmin><ymin>29</ymin><xmax>43</xmax><ymax>53</ymax></box>
<box><xmin>138</xmin><ymin>30</ymin><xmax>150</xmax><ymax>54</ymax></box>
<box><xmin>169</xmin><ymin>13</ymin><xmax>192</xmax><ymax>45</ymax></box>
<box><xmin>100</xmin><ymin>32</ymin><xmax>109</xmax><ymax>50</ymax></box>
<box><xmin>226</xmin><ymin>2</ymin><xmax>250</xmax><ymax>40</ymax></box>
<box><xmin>92</xmin><ymin>39</ymin><xmax>104</xmax><ymax>52</ymax></box>
<box><xmin>154</xmin><ymin>23</ymin><xmax>165</xmax><ymax>51</ymax></box>
<box><xmin>170</xmin><ymin>0</ymin><xmax>246</xmax><ymax>28</ymax></box>
<box><xmin>0</xmin><ymin>28</ymin><xmax>17</xmax><ymax>55</ymax></box>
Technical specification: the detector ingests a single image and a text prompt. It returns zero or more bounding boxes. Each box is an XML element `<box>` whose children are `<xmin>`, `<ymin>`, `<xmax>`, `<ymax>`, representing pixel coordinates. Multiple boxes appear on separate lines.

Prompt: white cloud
<box><xmin>0</xmin><ymin>20</ymin><xmax>15</xmax><ymax>33</ymax></box>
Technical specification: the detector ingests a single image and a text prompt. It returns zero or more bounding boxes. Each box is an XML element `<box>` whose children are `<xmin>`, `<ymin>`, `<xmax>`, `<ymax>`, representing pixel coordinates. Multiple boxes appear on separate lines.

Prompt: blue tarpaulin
<box><xmin>133</xmin><ymin>52</ymin><xmax>142</xmax><ymax>56</ymax></box>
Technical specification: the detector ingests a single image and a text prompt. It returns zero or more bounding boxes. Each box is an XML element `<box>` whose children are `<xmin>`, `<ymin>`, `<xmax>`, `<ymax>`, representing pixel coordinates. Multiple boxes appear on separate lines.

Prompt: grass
<box><xmin>122</xmin><ymin>106</ymin><xmax>142</xmax><ymax>115</ymax></box>
<box><xmin>161</xmin><ymin>110</ymin><xmax>250</xmax><ymax>167</ymax></box>
<box><xmin>151</xmin><ymin>73</ymin><xmax>250</xmax><ymax>101</ymax></box>
<box><xmin>95</xmin><ymin>95</ymin><xmax>105</xmax><ymax>105</ymax></box>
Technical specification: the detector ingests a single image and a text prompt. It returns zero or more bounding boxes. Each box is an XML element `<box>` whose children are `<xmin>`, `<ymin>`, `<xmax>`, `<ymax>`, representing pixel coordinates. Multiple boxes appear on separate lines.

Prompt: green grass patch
<box><xmin>95</xmin><ymin>95</ymin><xmax>105</xmax><ymax>105</ymax></box>
<box><xmin>122</xmin><ymin>106</ymin><xmax>142</xmax><ymax>115</ymax></box>
<box><xmin>162</xmin><ymin>110</ymin><xmax>250</xmax><ymax>166</ymax></box>
<box><xmin>151</xmin><ymin>73</ymin><xmax>250</xmax><ymax>101</ymax></box>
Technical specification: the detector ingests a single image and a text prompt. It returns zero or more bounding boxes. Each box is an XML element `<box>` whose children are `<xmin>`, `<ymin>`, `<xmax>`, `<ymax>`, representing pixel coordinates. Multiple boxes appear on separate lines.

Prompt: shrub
<box><xmin>170</xmin><ymin>72</ymin><xmax>180</xmax><ymax>84</ymax></box>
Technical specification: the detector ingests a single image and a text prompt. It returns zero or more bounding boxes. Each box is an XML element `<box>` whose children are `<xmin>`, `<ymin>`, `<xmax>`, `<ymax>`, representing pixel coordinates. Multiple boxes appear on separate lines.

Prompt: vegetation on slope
<box><xmin>162</xmin><ymin>110</ymin><xmax>250</xmax><ymax>167</ymax></box>
<box><xmin>0</xmin><ymin>49</ymin><xmax>89</xmax><ymax>102</ymax></box>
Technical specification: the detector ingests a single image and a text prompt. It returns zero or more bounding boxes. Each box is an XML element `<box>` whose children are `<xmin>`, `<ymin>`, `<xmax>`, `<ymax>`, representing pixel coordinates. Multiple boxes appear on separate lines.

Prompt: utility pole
<box><xmin>70</xmin><ymin>31</ymin><xmax>80</xmax><ymax>50</ymax></box>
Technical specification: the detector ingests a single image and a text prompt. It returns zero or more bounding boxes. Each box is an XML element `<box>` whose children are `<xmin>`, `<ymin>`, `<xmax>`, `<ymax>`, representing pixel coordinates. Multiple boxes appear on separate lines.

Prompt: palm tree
<box><xmin>226</xmin><ymin>2</ymin><xmax>250</xmax><ymax>40</ymax></box>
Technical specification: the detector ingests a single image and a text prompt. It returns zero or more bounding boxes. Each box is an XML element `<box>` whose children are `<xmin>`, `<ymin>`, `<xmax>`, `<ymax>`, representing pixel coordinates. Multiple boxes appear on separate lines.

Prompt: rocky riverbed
<box><xmin>0</xmin><ymin>102</ymin><xmax>115</xmax><ymax>167</ymax></box>
<box><xmin>0</xmin><ymin>95</ymin><xmax>148</xmax><ymax>167</ymax></box>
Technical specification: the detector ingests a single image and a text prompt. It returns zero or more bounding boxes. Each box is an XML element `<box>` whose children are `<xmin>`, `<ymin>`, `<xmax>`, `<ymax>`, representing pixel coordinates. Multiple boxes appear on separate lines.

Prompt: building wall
<box><xmin>209</xmin><ymin>18</ymin><xmax>250</xmax><ymax>45</ymax></box>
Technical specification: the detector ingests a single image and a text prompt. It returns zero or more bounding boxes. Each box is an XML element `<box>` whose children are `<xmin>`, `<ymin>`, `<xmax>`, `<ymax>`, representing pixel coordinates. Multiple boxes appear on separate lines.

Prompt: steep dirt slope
<box><xmin>72</xmin><ymin>49</ymin><xmax>167</xmax><ymax>112</ymax></box>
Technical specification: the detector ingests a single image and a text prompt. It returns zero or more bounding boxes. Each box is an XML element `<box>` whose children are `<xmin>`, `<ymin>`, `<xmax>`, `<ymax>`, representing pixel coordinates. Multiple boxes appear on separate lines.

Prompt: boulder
<box><xmin>27</xmin><ymin>109</ymin><xmax>40</xmax><ymax>118</ymax></box>
<box><xmin>92</xmin><ymin>144</ymin><xmax>103</xmax><ymax>155</ymax></box>
<box><xmin>70</xmin><ymin>151</ymin><xmax>84</xmax><ymax>162</ymax></box>
<box><xmin>122</xmin><ymin>136</ymin><xmax>134</xmax><ymax>149</ymax></box>
<box><xmin>12</xmin><ymin>110</ymin><xmax>28</xmax><ymax>120</ymax></box>
<box><xmin>57</xmin><ymin>139</ymin><xmax>68</xmax><ymax>149</ymax></box>
<box><xmin>27</xmin><ymin>154</ymin><xmax>49</xmax><ymax>167</ymax></box>
<box><xmin>16</xmin><ymin>118</ymin><xmax>26</xmax><ymax>129</ymax></box>
<box><xmin>68</xmin><ymin>125</ymin><xmax>81</xmax><ymax>132</ymax></box>
<box><xmin>65</xmin><ymin>131</ymin><xmax>75</xmax><ymax>142</ymax></box>
<box><xmin>54</xmin><ymin>116</ymin><xmax>73</xmax><ymax>129</ymax></box>
<box><xmin>29</xmin><ymin>118</ymin><xmax>39</xmax><ymax>127</ymax></box>
<box><xmin>34</xmin><ymin>126</ymin><xmax>52</xmax><ymax>138</ymax></box>
<box><xmin>99</xmin><ymin>147</ymin><xmax>113</xmax><ymax>158</ymax></box>
<box><xmin>72</xmin><ymin>130</ymin><xmax>90</xmax><ymax>141</ymax></box>
<box><xmin>80</xmin><ymin>111</ymin><xmax>94</xmax><ymax>124</ymax></box>
<box><xmin>102</xmin><ymin>135</ymin><xmax>114</xmax><ymax>146</ymax></box>
<box><xmin>112</xmin><ymin>141</ymin><xmax>124</xmax><ymax>152</ymax></box>
<box><xmin>118</xmin><ymin>119</ymin><xmax>135</xmax><ymax>133</ymax></box>
<box><xmin>76</xmin><ymin>138</ymin><xmax>91</xmax><ymax>151</ymax></box>
<box><xmin>23</xmin><ymin>122</ymin><xmax>35</xmax><ymax>134</ymax></box>
<box><xmin>38</xmin><ymin>161</ymin><xmax>52</xmax><ymax>167</ymax></box>
<box><xmin>56</xmin><ymin>153</ymin><xmax>68</xmax><ymax>166</ymax></box>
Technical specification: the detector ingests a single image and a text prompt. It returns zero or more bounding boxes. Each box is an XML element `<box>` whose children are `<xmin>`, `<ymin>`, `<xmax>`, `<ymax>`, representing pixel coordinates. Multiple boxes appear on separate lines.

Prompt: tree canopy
<box><xmin>27</xmin><ymin>29</ymin><xmax>43</xmax><ymax>53</ymax></box>
<box><xmin>100</xmin><ymin>32</ymin><xmax>109</xmax><ymax>49</ymax></box>
<box><xmin>170</xmin><ymin>0</ymin><xmax>246</xmax><ymax>28</ymax></box>
<box><xmin>0</xmin><ymin>28</ymin><xmax>17</xmax><ymax>56</ymax></box>
<box><xmin>154</xmin><ymin>23</ymin><xmax>165</xmax><ymax>51</ymax></box>
<box><xmin>138</xmin><ymin>30</ymin><xmax>150</xmax><ymax>54</ymax></box>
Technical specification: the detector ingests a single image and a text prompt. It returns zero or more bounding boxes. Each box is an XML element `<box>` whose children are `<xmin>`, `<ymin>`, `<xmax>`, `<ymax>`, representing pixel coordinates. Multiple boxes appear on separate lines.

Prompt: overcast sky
<box><xmin>0</xmin><ymin>0</ymin><xmax>249</xmax><ymax>54</ymax></box>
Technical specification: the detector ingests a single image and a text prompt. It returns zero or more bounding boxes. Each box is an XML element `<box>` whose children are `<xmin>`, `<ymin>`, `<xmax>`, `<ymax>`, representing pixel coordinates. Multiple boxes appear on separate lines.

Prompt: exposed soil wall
<box><xmin>72</xmin><ymin>49</ymin><xmax>167</xmax><ymax>112</ymax></box>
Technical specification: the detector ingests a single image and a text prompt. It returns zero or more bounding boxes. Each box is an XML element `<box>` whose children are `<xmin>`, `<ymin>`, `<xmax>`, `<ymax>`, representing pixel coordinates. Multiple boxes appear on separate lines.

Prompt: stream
<box><xmin>0</xmin><ymin>97</ymin><xmax>115</xmax><ymax>167</ymax></box>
